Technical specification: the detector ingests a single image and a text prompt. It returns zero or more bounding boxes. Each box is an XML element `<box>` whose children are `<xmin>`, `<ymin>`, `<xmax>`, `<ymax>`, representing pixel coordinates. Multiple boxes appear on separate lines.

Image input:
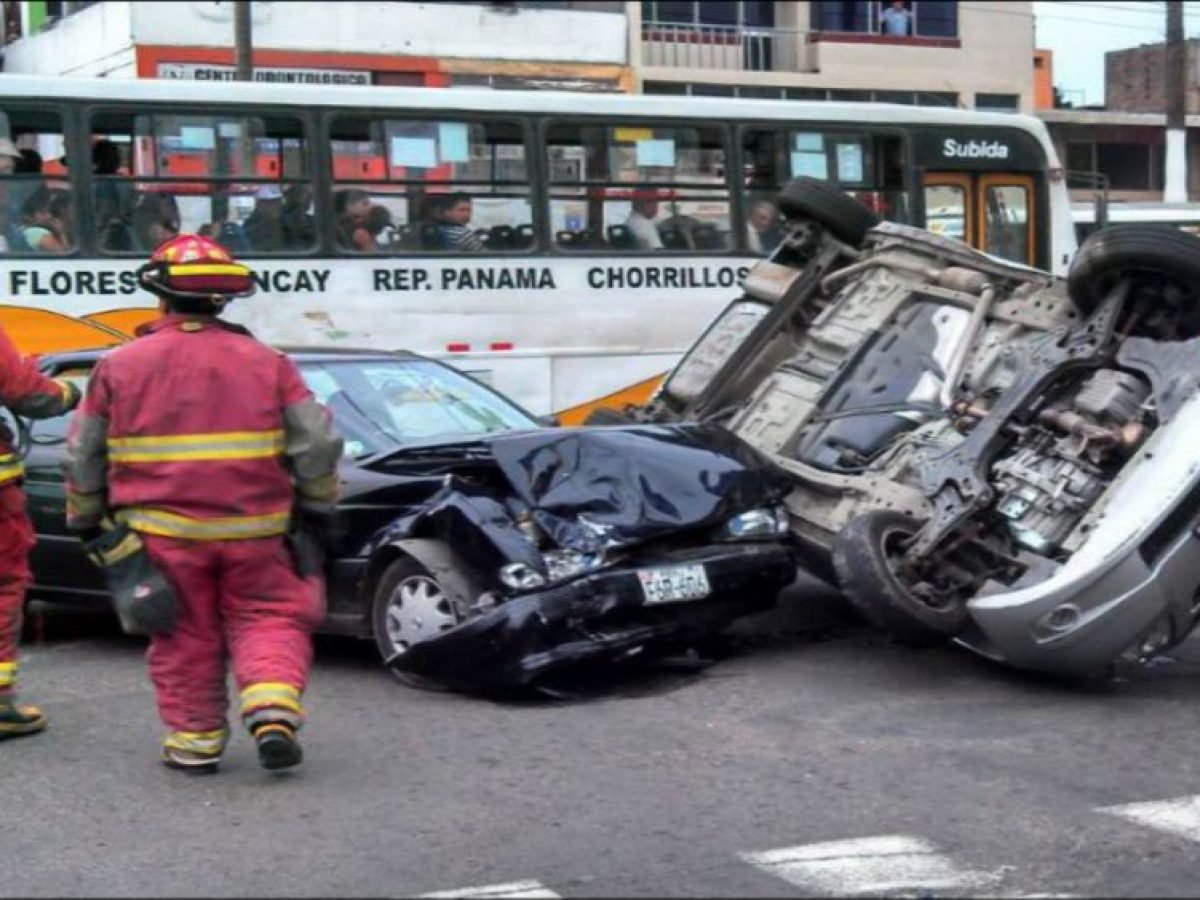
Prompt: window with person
<box><xmin>741</xmin><ymin>127</ymin><xmax>908</xmax><ymax>252</ymax></box>
<box><xmin>89</xmin><ymin>110</ymin><xmax>311</xmax><ymax>254</ymax></box>
<box><xmin>546</xmin><ymin>122</ymin><xmax>730</xmax><ymax>252</ymax></box>
<box><xmin>0</xmin><ymin>107</ymin><xmax>74</xmax><ymax>254</ymax></box>
<box><xmin>328</xmin><ymin>116</ymin><xmax>531</xmax><ymax>253</ymax></box>
<box><xmin>811</xmin><ymin>1</ymin><xmax>958</xmax><ymax>39</ymax></box>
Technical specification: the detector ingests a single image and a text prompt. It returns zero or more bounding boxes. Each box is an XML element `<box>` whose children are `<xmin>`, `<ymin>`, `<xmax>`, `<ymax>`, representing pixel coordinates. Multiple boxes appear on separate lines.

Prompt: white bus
<box><xmin>1072</xmin><ymin>202</ymin><xmax>1200</xmax><ymax>242</ymax></box>
<box><xmin>0</xmin><ymin>75</ymin><xmax>1075</xmax><ymax>420</ymax></box>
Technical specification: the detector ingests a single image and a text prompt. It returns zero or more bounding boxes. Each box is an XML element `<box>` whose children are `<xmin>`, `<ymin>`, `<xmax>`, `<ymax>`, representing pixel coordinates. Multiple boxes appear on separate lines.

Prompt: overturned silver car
<box><xmin>619</xmin><ymin>177</ymin><xmax>1200</xmax><ymax>676</ymax></box>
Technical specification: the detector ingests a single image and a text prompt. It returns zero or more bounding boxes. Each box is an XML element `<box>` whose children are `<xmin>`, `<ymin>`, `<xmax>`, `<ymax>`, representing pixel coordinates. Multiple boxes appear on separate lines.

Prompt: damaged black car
<box><xmin>23</xmin><ymin>348</ymin><xmax>796</xmax><ymax>693</ymax></box>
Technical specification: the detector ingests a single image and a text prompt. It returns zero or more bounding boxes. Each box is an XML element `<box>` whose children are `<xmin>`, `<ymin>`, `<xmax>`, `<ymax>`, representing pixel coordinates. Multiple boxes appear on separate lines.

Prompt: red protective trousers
<box><xmin>0</xmin><ymin>485</ymin><xmax>34</xmax><ymax>695</ymax></box>
<box><xmin>142</xmin><ymin>534</ymin><xmax>324</xmax><ymax>733</ymax></box>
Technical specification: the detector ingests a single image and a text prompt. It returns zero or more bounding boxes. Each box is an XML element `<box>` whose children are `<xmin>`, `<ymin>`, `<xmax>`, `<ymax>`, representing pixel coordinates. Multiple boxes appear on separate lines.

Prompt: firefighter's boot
<box><xmin>253</xmin><ymin>721</ymin><xmax>303</xmax><ymax>771</ymax></box>
<box><xmin>160</xmin><ymin>727</ymin><xmax>228</xmax><ymax>775</ymax></box>
<box><xmin>0</xmin><ymin>696</ymin><xmax>46</xmax><ymax>740</ymax></box>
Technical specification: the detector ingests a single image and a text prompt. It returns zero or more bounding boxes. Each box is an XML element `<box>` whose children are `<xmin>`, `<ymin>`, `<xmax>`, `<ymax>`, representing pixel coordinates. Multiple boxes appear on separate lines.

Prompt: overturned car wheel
<box><xmin>1068</xmin><ymin>225</ymin><xmax>1200</xmax><ymax>333</ymax></box>
<box><xmin>831</xmin><ymin>511</ymin><xmax>967</xmax><ymax>648</ymax></box>
<box><xmin>777</xmin><ymin>177</ymin><xmax>880</xmax><ymax>246</ymax></box>
<box><xmin>372</xmin><ymin>555</ymin><xmax>462</xmax><ymax>690</ymax></box>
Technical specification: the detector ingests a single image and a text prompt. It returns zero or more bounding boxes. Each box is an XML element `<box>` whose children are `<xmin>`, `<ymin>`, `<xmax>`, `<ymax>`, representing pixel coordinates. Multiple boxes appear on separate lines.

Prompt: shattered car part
<box><xmin>629</xmin><ymin>182</ymin><xmax>1200</xmax><ymax>676</ymax></box>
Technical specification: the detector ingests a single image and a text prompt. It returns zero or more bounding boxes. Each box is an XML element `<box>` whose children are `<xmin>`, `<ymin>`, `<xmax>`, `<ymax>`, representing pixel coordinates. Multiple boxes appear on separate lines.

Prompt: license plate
<box><xmin>638</xmin><ymin>564</ymin><xmax>711</xmax><ymax>605</ymax></box>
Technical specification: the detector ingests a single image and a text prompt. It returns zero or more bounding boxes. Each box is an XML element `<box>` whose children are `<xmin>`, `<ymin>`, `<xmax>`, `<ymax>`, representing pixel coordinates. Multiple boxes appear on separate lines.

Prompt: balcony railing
<box><xmin>640</xmin><ymin>21</ymin><xmax>807</xmax><ymax>73</ymax></box>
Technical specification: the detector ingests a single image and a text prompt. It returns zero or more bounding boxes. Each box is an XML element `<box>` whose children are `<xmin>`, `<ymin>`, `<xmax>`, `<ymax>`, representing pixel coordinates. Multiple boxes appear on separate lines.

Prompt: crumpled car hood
<box><xmin>486</xmin><ymin>423</ymin><xmax>793</xmax><ymax>551</ymax></box>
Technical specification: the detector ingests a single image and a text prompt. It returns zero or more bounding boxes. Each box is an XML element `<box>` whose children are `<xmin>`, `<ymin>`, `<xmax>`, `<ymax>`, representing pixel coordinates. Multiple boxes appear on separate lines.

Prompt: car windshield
<box><xmin>28</xmin><ymin>358</ymin><xmax>537</xmax><ymax>458</ymax></box>
<box><xmin>299</xmin><ymin>359</ymin><xmax>537</xmax><ymax>457</ymax></box>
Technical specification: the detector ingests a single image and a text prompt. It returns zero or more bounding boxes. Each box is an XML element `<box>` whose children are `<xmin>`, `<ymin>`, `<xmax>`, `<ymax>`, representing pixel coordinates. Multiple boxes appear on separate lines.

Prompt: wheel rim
<box><xmin>880</xmin><ymin>525</ymin><xmax>961</xmax><ymax>615</ymax></box>
<box><xmin>384</xmin><ymin>574</ymin><xmax>459</xmax><ymax>657</ymax></box>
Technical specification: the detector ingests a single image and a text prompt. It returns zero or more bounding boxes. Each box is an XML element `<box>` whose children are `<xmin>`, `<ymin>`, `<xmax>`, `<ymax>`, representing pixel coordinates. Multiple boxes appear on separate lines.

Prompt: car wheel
<box><xmin>1068</xmin><ymin>224</ymin><xmax>1200</xmax><ymax>324</ymax></box>
<box><xmin>371</xmin><ymin>555</ymin><xmax>462</xmax><ymax>690</ymax></box>
<box><xmin>583</xmin><ymin>406</ymin><xmax>633</xmax><ymax>426</ymax></box>
<box><xmin>831</xmin><ymin>510</ymin><xmax>968</xmax><ymax>648</ymax></box>
<box><xmin>776</xmin><ymin>177</ymin><xmax>880</xmax><ymax>246</ymax></box>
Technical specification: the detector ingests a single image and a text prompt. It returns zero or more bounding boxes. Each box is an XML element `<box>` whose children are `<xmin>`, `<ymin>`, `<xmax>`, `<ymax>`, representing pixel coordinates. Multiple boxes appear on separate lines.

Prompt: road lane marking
<box><xmin>419</xmin><ymin>881</ymin><xmax>562</xmax><ymax>899</ymax></box>
<box><xmin>1099</xmin><ymin>794</ymin><xmax>1200</xmax><ymax>843</ymax></box>
<box><xmin>739</xmin><ymin>834</ymin><xmax>998</xmax><ymax>896</ymax></box>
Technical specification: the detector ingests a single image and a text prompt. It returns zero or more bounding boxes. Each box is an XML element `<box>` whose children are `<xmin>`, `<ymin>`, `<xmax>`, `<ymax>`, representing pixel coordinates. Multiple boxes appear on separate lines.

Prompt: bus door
<box><xmin>921</xmin><ymin>172</ymin><xmax>1036</xmax><ymax>266</ymax></box>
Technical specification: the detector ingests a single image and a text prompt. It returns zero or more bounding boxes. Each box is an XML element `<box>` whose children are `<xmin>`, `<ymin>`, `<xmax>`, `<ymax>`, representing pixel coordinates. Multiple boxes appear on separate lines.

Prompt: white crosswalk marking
<box><xmin>419</xmin><ymin>881</ymin><xmax>562</xmax><ymax>900</ymax></box>
<box><xmin>739</xmin><ymin>835</ymin><xmax>998</xmax><ymax>896</ymax></box>
<box><xmin>1099</xmin><ymin>794</ymin><xmax>1200</xmax><ymax>844</ymax></box>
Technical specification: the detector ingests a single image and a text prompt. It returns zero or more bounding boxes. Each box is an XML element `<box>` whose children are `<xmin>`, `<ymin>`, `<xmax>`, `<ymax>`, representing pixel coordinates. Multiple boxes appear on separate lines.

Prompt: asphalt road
<box><xmin>8</xmin><ymin>578</ymin><xmax>1200</xmax><ymax>898</ymax></box>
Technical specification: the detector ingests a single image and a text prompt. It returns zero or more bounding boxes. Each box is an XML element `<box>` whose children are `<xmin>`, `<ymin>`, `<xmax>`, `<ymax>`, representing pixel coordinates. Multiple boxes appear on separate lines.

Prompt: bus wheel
<box><xmin>1069</xmin><ymin>225</ymin><xmax>1200</xmax><ymax>333</ymax></box>
<box><xmin>777</xmin><ymin>177</ymin><xmax>880</xmax><ymax>246</ymax></box>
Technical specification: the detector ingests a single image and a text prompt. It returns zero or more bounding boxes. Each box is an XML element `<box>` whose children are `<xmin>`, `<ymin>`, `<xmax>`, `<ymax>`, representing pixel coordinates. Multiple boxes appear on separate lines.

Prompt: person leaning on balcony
<box><xmin>881</xmin><ymin>0</ymin><xmax>913</xmax><ymax>36</ymax></box>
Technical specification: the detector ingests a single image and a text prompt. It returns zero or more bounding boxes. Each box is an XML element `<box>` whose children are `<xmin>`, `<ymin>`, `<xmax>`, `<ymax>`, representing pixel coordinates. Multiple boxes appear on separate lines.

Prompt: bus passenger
<box><xmin>20</xmin><ymin>186</ymin><xmax>69</xmax><ymax>252</ymax></box>
<box><xmin>435</xmin><ymin>192</ymin><xmax>484</xmax><ymax>251</ymax></box>
<box><xmin>625</xmin><ymin>195</ymin><xmax>663</xmax><ymax>250</ymax></box>
<box><xmin>131</xmin><ymin>193</ymin><xmax>179</xmax><ymax>251</ymax></box>
<box><xmin>243</xmin><ymin>184</ymin><xmax>285</xmax><ymax>251</ymax></box>
<box><xmin>366</xmin><ymin>204</ymin><xmax>396</xmax><ymax>248</ymax></box>
<box><xmin>335</xmin><ymin>188</ymin><xmax>376</xmax><ymax>251</ymax></box>
<box><xmin>282</xmin><ymin>184</ymin><xmax>316</xmax><ymax>248</ymax></box>
<box><xmin>746</xmin><ymin>199</ymin><xmax>784</xmax><ymax>255</ymax></box>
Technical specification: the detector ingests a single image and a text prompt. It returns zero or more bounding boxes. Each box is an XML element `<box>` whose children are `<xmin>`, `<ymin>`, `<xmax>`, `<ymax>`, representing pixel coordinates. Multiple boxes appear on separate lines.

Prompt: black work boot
<box><xmin>253</xmin><ymin>722</ymin><xmax>303</xmax><ymax>771</ymax></box>
<box><xmin>0</xmin><ymin>697</ymin><xmax>47</xmax><ymax>740</ymax></box>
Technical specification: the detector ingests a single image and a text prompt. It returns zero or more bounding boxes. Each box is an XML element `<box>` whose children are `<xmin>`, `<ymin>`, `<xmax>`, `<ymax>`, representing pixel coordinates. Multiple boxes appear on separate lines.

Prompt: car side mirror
<box><xmin>536</xmin><ymin>414</ymin><xmax>561</xmax><ymax>428</ymax></box>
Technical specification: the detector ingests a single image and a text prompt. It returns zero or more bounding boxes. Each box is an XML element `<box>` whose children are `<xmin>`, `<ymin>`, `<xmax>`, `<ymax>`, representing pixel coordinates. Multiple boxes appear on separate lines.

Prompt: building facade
<box><xmin>1031</xmin><ymin>40</ymin><xmax>1200</xmax><ymax>204</ymax></box>
<box><xmin>0</xmin><ymin>1</ymin><xmax>633</xmax><ymax>90</ymax></box>
<box><xmin>632</xmin><ymin>0</ymin><xmax>1035</xmax><ymax>112</ymax></box>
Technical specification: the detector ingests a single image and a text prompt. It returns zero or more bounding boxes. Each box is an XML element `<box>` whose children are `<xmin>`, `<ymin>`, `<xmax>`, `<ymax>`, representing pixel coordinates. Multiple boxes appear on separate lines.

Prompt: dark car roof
<box><xmin>40</xmin><ymin>345</ymin><xmax>425</xmax><ymax>368</ymax></box>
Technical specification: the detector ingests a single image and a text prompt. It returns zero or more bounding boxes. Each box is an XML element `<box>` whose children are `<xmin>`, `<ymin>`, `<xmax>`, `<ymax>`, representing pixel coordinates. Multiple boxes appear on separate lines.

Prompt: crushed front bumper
<box><xmin>389</xmin><ymin>542</ymin><xmax>796</xmax><ymax>691</ymax></box>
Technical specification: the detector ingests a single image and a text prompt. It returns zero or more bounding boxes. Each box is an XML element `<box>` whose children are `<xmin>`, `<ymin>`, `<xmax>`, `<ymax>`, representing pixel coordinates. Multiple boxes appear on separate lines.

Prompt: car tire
<box><xmin>371</xmin><ymin>554</ymin><xmax>462</xmax><ymax>691</ymax></box>
<box><xmin>1068</xmin><ymin>224</ymin><xmax>1200</xmax><ymax>317</ymax></box>
<box><xmin>831</xmin><ymin>510</ymin><xmax>967</xmax><ymax>648</ymax></box>
<box><xmin>583</xmin><ymin>406</ymin><xmax>633</xmax><ymax>426</ymax></box>
<box><xmin>776</xmin><ymin>177</ymin><xmax>880</xmax><ymax>246</ymax></box>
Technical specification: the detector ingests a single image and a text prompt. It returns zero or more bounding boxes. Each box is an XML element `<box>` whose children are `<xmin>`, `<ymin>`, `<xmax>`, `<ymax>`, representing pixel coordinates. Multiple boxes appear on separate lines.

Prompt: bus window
<box><xmin>923</xmin><ymin>183</ymin><xmax>969</xmax><ymax>242</ymax></box>
<box><xmin>328</xmin><ymin>117</ymin><xmax>530</xmax><ymax>254</ymax></box>
<box><xmin>742</xmin><ymin>128</ymin><xmax>908</xmax><ymax>253</ymax></box>
<box><xmin>546</xmin><ymin>122</ymin><xmax>730</xmax><ymax>252</ymax></box>
<box><xmin>90</xmin><ymin>110</ymin><xmax>311</xmax><ymax>255</ymax></box>
<box><xmin>982</xmin><ymin>179</ymin><xmax>1032</xmax><ymax>265</ymax></box>
<box><xmin>0</xmin><ymin>107</ymin><xmax>73</xmax><ymax>255</ymax></box>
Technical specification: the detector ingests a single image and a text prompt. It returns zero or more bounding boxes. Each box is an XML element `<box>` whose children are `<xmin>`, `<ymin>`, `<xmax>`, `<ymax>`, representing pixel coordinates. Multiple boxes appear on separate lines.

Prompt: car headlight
<box><xmin>543</xmin><ymin>548</ymin><xmax>604</xmax><ymax>582</ymax></box>
<box><xmin>723</xmin><ymin>507</ymin><xmax>790</xmax><ymax>541</ymax></box>
<box><xmin>498</xmin><ymin>562</ymin><xmax>545</xmax><ymax>590</ymax></box>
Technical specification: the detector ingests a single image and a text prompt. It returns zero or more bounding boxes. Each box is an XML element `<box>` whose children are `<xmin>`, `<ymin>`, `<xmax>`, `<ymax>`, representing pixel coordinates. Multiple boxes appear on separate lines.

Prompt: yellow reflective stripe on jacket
<box><xmin>0</xmin><ymin>661</ymin><xmax>16</xmax><ymax>689</ymax></box>
<box><xmin>108</xmin><ymin>430</ymin><xmax>286</xmax><ymax>464</ymax></box>
<box><xmin>239</xmin><ymin>682</ymin><xmax>303</xmax><ymax>714</ymax></box>
<box><xmin>116</xmin><ymin>508</ymin><xmax>290</xmax><ymax>541</ymax></box>
<box><xmin>0</xmin><ymin>454</ymin><xmax>23</xmax><ymax>486</ymax></box>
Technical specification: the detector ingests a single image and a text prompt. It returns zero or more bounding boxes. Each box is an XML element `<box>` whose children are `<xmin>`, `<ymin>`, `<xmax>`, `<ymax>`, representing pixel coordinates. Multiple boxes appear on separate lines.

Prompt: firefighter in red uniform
<box><xmin>0</xmin><ymin>332</ymin><xmax>80</xmax><ymax>738</ymax></box>
<box><xmin>65</xmin><ymin>234</ymin><xmax>342</xmax><ymax>774</ymax></box>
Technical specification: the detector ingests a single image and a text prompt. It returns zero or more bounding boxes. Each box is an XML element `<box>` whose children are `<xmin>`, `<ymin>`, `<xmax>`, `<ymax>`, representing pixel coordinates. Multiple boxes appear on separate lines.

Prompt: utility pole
<box><xmin>234</xmin><ymin>1</ymin><xmax>253</xmax><ymax>82</ymax></box>
<box><xmin>1165</xmin><ymin>0</ymin><xmax>1187</xmax><ymax>203</ymax></box>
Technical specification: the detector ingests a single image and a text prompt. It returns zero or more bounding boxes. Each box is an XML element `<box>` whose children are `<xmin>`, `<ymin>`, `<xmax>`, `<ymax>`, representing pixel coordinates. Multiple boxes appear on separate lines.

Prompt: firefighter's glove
<box><xmin>296</xmin><ymin>502</ymin><xmax>341</xmax><ymax>551</ymax></box>
<box><xmin>54</xmin><ymin>378</ymin><xmax>81</xmax><ymax>412</ymax></box>
<box><xmin>286</xmin><ymin>503</ymin><xmax>340</xmax><ymax>579</ymax></box>
<box><xmin>83</xmin><ymin>524</ymin><xmax>178</xmax><ymax>636</ymax></box>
